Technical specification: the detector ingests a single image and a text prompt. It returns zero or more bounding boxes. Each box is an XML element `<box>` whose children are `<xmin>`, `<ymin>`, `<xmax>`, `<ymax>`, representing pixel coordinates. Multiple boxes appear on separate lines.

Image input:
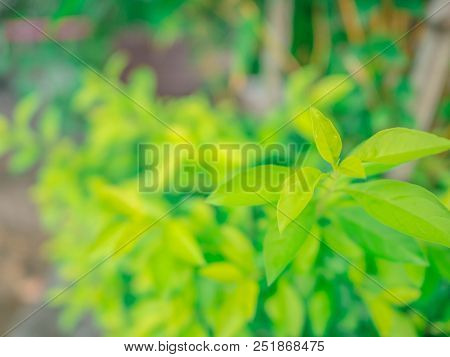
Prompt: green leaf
<box><xmin>207</xmin><ymin>165</ymin><xmax>291</xmax><ymax>206</ymax></box>
<box><xmin>237</xmin><ymin>279</ymin><xmax>259</xmax><ymax>320</ymax></box>
<box><xmin>39</xmin><ymin>107</ymin><xmax>61</xmax><ymax>143</ymax></box>
<box><xmin>0</xmin><ymin>115</ymin><xmax>10</xmax><ymax>155</ymax></box>
<box><xmin>337</xmin><ymin>207</ymin><xmax>427</xmax><ymax>265</ymax></box>
<box><xmin>353</xmin><ymin>128</ymin><xmax>450</xmax><ymax>166</ymax></box>
<box><xmin>220</xmin><ymin>225</ymin><xmax>256</xmax><ymax>273</ymax></box>
<box><xmin>200</xmin><ymin>262</ymin><xmax>243</xmax><ymax>283</ymax></box>
<box><xmin>128</xmin><ymin>68</ymin><xmax>157</xmax><ymax>101</ymax></box>
<box><xmin>338</xmin><ymin>155</ymin><xmax>366</xmax><ymax>178</ymax></box>
<box><xmin>104</xmin><ymin>52</ymin><xmax>128</xmax><ymax>80</ymax></box>
<box><xmin>375</xmin><ymin>260</ymin><xmax>425</xmax><ymax>293</ymax></box>
<box><xmin>277</xmin><ymin>167</ymin><xmax>323</xmax><ymax>233</ymax></box>
<box><xmin>166</xmin><ymin>221</ymin><xmax>205</xmax><ymax>266</ymax></box>
<box><xmin>14</xmin><ymin>94</ymin><xmax>39</xmax><ymax>127</ymax></box>
<box><xmin>379</xmin><ymin>286</ymin><xmax>421</xmax><ymax>306</ymax></box>
<box><xmin>322</xmin><ymin>219</ymin><xmax>364</xmax><ymax>265</ymax></box>
<box><xmin>211</xmin><ymin>279</ymin><xmax>259</xmax><ymax>336</ymax></box>
<box><xmin>428</xmin><ymin>245</ymin><xmax>450</xmax><ymax>280</ymax></box>
<box><xmin>8</xmin><ymin>141</ymin><xmax>40</xmax><ymax>174</ymax></box>
<box><xmin>265</xmin><ymin>279</ymin><xmax>305</xmax><ymax>336</ymax></box>
<box><xmin>264</xmin><ymin>202</ymin><xmax>316</xmax><ymax>285</ymax></box>
<box><xmin>311</xmin><ymin>107</ymin><xmax>342</xmax><ymax>166</ymax></box>
<box><xmin>308</xmin><ymin>289</ymin><xmax>331</xmax><ymax>336</ymax></box>
<box><xmin>309</xmin><ymin>74</ymin><xmax>354</xmax><ymax>108</ymax></box>
<box><xmin>346</xmin><ymin>180</ymin><xmax>450</xmax><ymax>247</ymax></box>
<box><xmin>393</xmin><ymin>0</ymin><xmax>423</xmax><ymax>15</ymax></box>
<box><xmin>293</xmin><ymin>109</ymin><xmax>314</xmax><ymax>139</ymax></box>
<box><xmin>362</xmin><ymin>162</ymin><xmax>397</xmax><ymax>176</ymax></box>
<box><xmin>363</xmin><ymin>293</ymin><xmax>416</xmax><ymax>336</ymax></box>
<box><xmin>292</xmin><ymin>227</ymin><xmax>321</xmax><ymax>274</ymax></box>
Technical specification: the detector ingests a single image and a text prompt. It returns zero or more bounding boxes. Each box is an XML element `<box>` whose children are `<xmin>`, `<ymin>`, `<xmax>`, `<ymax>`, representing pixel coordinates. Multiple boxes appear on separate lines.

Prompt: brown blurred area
<box><xmin>0</xmin><ymin>159</ymin><xmax>49</xmax><ymax>334</ymax></box>
<box><xmin>0</xmin><ymin>81</ymin><xmax>55</xmax><ymax>334</ymax></box>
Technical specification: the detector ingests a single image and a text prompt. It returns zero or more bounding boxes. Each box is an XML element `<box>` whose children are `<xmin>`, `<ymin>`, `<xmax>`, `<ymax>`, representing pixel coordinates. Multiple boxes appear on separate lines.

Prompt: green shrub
<box><xmin>1</xmin><ymin>60</ymin><xmax>449</xmax><ymax>337</ymax></box>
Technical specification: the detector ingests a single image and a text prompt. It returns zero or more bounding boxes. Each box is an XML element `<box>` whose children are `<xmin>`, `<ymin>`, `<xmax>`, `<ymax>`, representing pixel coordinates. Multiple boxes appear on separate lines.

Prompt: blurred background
<box><xmin>0</xmin><ymin>0</ymin><xmax>449</xmax><ymax>336</ymax></box>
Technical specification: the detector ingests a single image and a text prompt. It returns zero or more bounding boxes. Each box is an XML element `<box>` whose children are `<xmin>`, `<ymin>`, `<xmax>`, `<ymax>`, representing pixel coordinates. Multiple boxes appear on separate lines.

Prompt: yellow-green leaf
<box><xmin>347</xmin><ymin>180</ymin><xmax>450</xmax><ymax>247</ymax></box>
<box><xmin>308</xmin><ymin>290</ymin><xmax>331</xmax><ymax>336</ymax></box>
<box><xmin>362</xmin><ymin>162</ymin><xmax>397</xmax><ymax>176</ymax></box>
<box><xmin>200</xmin><ymin>262</ymin><xmax>243</xmax><ymax>283</ymax></box>
<box><xmin>277</xmin><ymin>167</ymin><xmax>323</xmax><ymax>233</ymax></box>
<box><xmin>311</xmin><ymin>107</ymin><xmax>342</xmax><ymax>165</ymax></box>
<box><xmin>8</xmin><ymin>141</ymin><xmax>40</xmax><ymax>174</ymax></box>
<box><xmin>104</xmin><ymin>52</ymin><xmax>128</xmax><ymax>79</ymax></box>
<box><xmin>211</xmin><ymin>279</ymin><xmax>258</xmax><ymax>336</ymax></box>
<box><xmin>264</xmin><ymin>202</ymin><xmax>316</xmax><ymax>285</ymax></box>
<box><xmin>39</xmin><ymin>106</ymin><xmax>61</xmax><ymax>143</ymax></box>
<box><xmin>207</xmin><ymin>165</ymin><xmax>291</xmax><ymax>206</ymax></box>
<box><xmin>265</xmin><ymin>279</ymin><xmax>305</xmax><ymax>336</ymax></box>
<box><xmin>238</xmin><ymin>279</ymin><xmax>259</xmax><ymax>320</ymax></box>
<box><xmin>293</xmin><ymin>109</ymin><xmax>314</xmax><ymax>139</ymax></box>
<box><xmin>337</xmin><ymin>207</ymin><xmax>427</xmax><ymax>265</ymax></box>
<box><xmin>14</xmin><ymin>94</ymin><xmax>39</xmax><ymax>127</ymax></box>
<box><xmin>338</xmin><ymin>155</ymin><xmax>366</xmax><ymax>178</ymax></box>
<box><xmin>380</xmin><ymin>286</ymin><xmax>421</xmax><ymax>306</ymax></box>
<box><xmin>292</xmin><ymin>226</ymin><xmax>321</xmax><ymax>274</ymax></box>
<box><xmin>220</xmin><ymin>225</ymin><xmax>256</xmax><ymax>273</ymax></box>
<box><xmin>0</xmin><ymin>115</ymin><xmax>11</xmax><ymax>155</ymax></box>
<box><xmin>375</xmin><ymin>260</ymin><xmax>425</xmax><ymax>294</ymax></box>
<box><xmin>309</xmin><ymin>75</ymin><xmax>354</xmax><ymax>108</ymax></box>
<box><xmin>322</xmin><ymin>219</ymin><xmax>364</xmax><ymax>265</ymax></box>
<box><xmin>166</xmin><ymin>221</ymin><xmax>205</xmax><ymax>266</ymax></box>
<box><xmin>363</xmin><ymin>293</ymin><xmax>416</xmax><ymax>336</ymax></box>
<box><xmin>353</xmin><ymin>128</ymin><xmax>450</xmax><ymax>167</ymax></box>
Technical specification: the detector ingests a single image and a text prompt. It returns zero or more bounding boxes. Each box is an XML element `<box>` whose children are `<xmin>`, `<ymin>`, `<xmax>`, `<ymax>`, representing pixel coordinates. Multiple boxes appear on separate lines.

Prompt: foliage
<box><xmin>1</xmin><ymin>61</ymin><xmax>449</xmax><ymax>337</ymax></box>
<box><xmin>1</xmin><ymin>0</ymin><xmax>434</xmax><ymax>142</ymax></box>
<box><xmin>210</xmin><ymin>107</ymin><xmax>450</xmax><ymax>291</ymax></box>
<box><xmin>1</xmin><ymin>0</ymin><xmax>449</xmax><ymax>338</ymax></box>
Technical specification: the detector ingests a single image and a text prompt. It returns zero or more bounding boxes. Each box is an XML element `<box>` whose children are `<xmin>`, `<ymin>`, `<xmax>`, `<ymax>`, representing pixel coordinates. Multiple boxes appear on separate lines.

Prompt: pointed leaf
<box><xmin>308</xmin><ymin>290</ymin><xmax>331</xmax><ymax>336</ymax></box>
<box><xmin>265</xmin><ymin>279</ymin><xmax>305</xmax><ymax>336</ymax></box>
<box><xmin>375</xmin><ymin>260</ymin><xmax>425</xmax><ymax>292</ymax></box>
<box><xmin>346</xmin><ymin>180</ymin><xmax>450</xmax><ymax>247</ymax></box>
<box><xmin>277</xmin><ymin>167</ymin><xmax>323</xmax><ymax>233</ymax></box>
<box><xmin>322</xmin><ymin>219</ymin><xmax>364</xmax><ymax>265</ymax></box>
<box><xmin>207</xmin><ymin>165</ymin><xmax>291</xmax><ymax>206</ymax></box>
<box><xmin>238</xmin><ymin>279</ymin><xmax>259</xmax><ymax>319</ymax></box>
<box><xmin>39</xmin><ymin>106</ymin><xmax>61</xmax><ymax>143</ymax></box>
<box><xmin>220</xmin><ymin>225</ymin><xmax>256</xmax><ymax>273</ymax></box>
<box><xmin>353</xmin><ymin>128</ymin><xmax>450</xmax><ymax>166</ymax></box>
<box><xmin>363</xmin><ymin>293</ymin><xmax>416</xmax><ymax>336</ymax></box>
<box><xmin>292</xmin><ymin>227</ymin><xmax>321</xmax><ymax>274</ymax></box>
<box><xmin>211</xmin><ymin>279</ymin><xmax>258</xmax><ymax>336</ymax></box>
<box><xmin>264</xmin><ymin>203</ymin><xmax>316</xmax><ymax>285</ymax></box>
<box><xmin>166</xmin><ymin>221</ymin><xmax>205</xmax><ymax>266</ymax></box>
<box><xmin>311</xmin><ymin>107</ymin><xmax>342</xmax><ymax>166</ymax></box>
<box><xmin>309</xmin><ymin>75</ymin><xmax>354</xmax><ymax>108</ymax></box>
<box><xmin>337</xmin><ymin>207</ymin><xmax>427</xmax><ymax>265</ymax></box>
<box><xmin>14</xmin><ymin>94</ymin><xmax>39</xmax><ymax>127</ymax></box>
